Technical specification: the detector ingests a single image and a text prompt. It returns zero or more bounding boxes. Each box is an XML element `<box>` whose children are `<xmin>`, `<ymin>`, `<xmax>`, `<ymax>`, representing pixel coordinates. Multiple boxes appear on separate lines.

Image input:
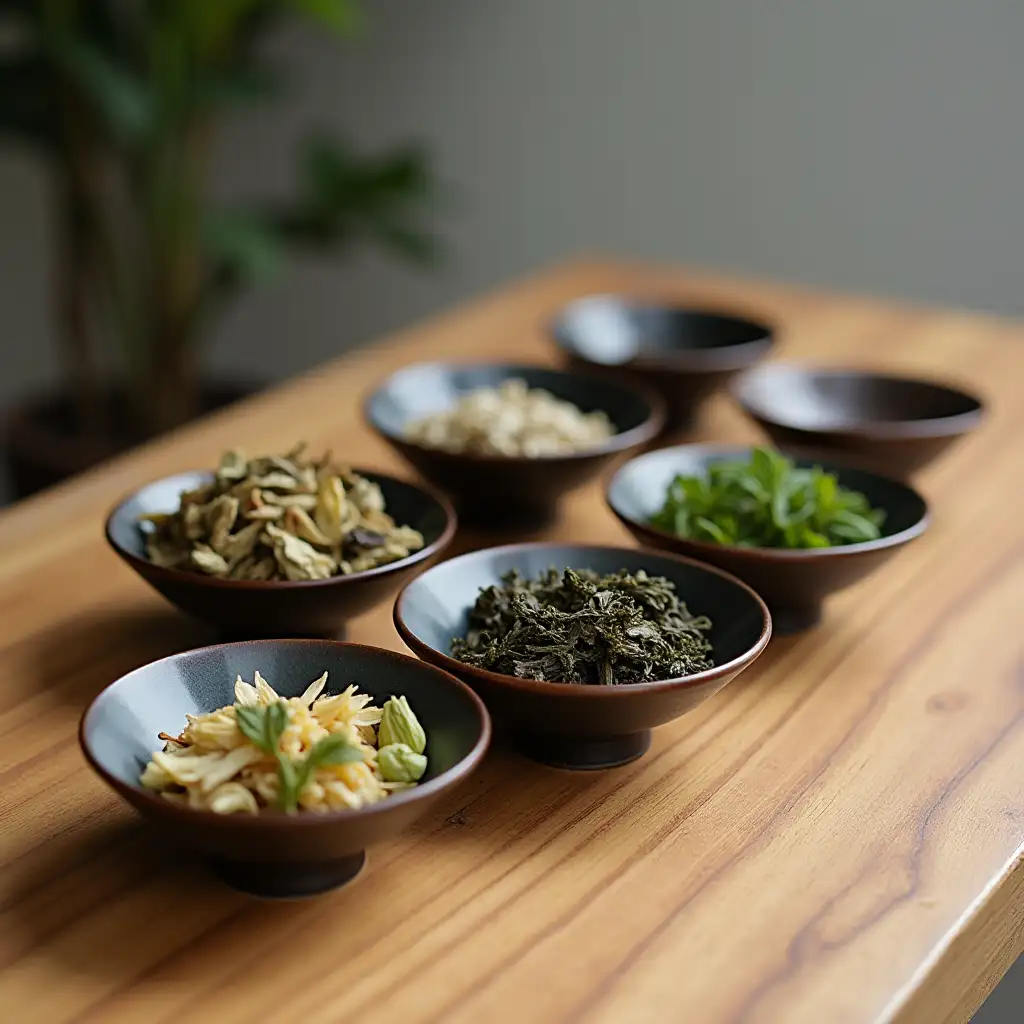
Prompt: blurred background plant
<box><xmin>0</xmin><ymin>0</ymin><xmax>436</xmax><ymax>491</ymax></box>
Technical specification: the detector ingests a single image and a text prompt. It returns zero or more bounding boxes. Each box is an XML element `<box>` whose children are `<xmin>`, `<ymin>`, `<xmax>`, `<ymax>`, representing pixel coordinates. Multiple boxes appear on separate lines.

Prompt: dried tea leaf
<box><xmin>451</xmin><ymin>567</ymin><xmax>714</xmax><ymax>685</ymax></box>
<box><xmin>314</xmin><ymin>475</ymin><xmax>347</xmax><ymax>543</ymax></box>
<box><xmin>265</xmin><ymin>524</ymin><xmax>336</xmax><ymax>580</ymax></box>
<box><xmin>284</xmin><ymin>506</ymin><xmax>334</xmax><ymax>547</ymax></box>
<box><xmin>138</xmin><ymin>447</ymin><xmax>426</xmax><ymax>582</ymax></box>
<box><xmin>221</xmin><ymin>520</ymin><xmax>263</xmax><ymax>565</ymax></box>
<box><xmin>250</xmin><ymin>471</ymin><xmax>304</xmax><ymax>492</ymax></box>
<box><xmin>349</xmin><ymin>527</ymin><xmax>388</xmax><ymax>549</ymax></box>
<box><xmin>207</xmin><ymin>495</ymin><xmax>240</xmax><ymax>553</ymax></box>
<box><xmin>260</xmin><ymin>492</ymin><xmax>319</xmax><ymax>510</ymax></box>
<box><xmin>191</xmin><ymin>544</ymin><xmax>230</xmax><ymax>576</ymax></box>
<box><xmin>218</xmin><ymin>450</ymin><xmax>249</xmax><ymax>481</ymax></box>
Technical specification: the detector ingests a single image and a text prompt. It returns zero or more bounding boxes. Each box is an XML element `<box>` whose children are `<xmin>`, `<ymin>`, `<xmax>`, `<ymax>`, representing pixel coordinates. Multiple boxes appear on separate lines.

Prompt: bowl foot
<box><xmin>769</xmin><ymin>604</ymin><xmax>822</xmax><ymax>635</ymax></box>
<box><xmin>208</xmin><ymin>851</ymin><xmax>366</xmax><ymax>898</ymax></box>
<box><xmin>515</xmin><ymin>730</ymin><xmax>652</xmax><ymax>770</ymax></box>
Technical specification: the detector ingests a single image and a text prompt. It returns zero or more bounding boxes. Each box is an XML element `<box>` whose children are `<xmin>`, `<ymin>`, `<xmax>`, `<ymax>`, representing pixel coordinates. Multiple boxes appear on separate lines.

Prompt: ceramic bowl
<box><xmin>363</xmin><ymin>363</ymin><xmax>664</xmax><ymax>530</ymax></box>
<box><xmin>106</xmin><ymin>468</ymin><xmax>456</xmax><ymax>639</ymax></box>
<box><xmin>394</xmin><ymin>543</ymin><xmax>770</xmax><ymax>771</ymax></box>
<box><xmin>79</xmin><ymin>639</ymin><xmax>490</xmax><ymax>898</ymax></box>
<box><xmin>551</xmin><ymin>294</ymin><xmax>774</xmax><ymax>434</ymax></box>
<box><xmin>607</xmin><ymin>444</ymin><xmax>930</xmax><ymax>634</ymax></box>
<box><xmin>732</xmin><ymin>363</ymin><xmax>985</xmax><ymax>478</ymax></box>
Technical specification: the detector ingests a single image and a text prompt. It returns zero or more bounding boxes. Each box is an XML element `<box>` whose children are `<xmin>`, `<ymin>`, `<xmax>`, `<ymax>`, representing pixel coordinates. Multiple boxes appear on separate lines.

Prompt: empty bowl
<box><xmin>732</xmin><ymin>364</ymin><xmax>986</xmax><ymax>478</ymax></box>
<box><xmin>551</xmin><ymin>294</ymin><xmax>774</xmax><ymax>433</ymax></box>
<box><xmin>607</xmin><ymin>444</ymin><xmax>930</xmax><ymax>634</ymax></box>
<box><xmin>106</xmin><ymin>468</ymin><xmax>456</xmax><ymax>638</ymax></box>
<box><xmin>394</xmin><ymin>542</ymin><xmax>770</xmax><ymax>770</ymax></box>
<box><xmin>364</xmin><ymin>363</ymin><xmax>664</xmax><ymax>530</ymax></box>
<box><xmin>80</xmin><ymin>639</ymin><xmax>491</xmax><ymax>897</ymax></box>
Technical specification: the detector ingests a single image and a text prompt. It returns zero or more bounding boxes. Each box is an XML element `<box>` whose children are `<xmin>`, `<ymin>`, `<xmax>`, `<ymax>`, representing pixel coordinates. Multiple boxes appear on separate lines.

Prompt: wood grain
<box><xmin>0</xmin><ymin>258</ymin><xmax>1021</xmax><ymax>1024</ymax></box>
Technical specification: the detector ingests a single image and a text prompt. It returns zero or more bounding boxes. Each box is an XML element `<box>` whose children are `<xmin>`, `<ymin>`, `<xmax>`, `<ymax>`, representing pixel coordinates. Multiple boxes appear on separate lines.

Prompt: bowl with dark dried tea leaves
<box><xmin>106</xmin><ymin>445</ymin><xmax>456</xmax><ymax>638</ymax></box>
<box><xmin>607</xmin><ymin>444</ymin><xmax>929</xmax><ymax>633</ymax></box>
<box><xmin>364</xmin><ymin>363</ymin><xmax>664</xmax><ymax>530</ymax></box>
<box><xmin>394</xmin><ymin>543</ymin><xmax>770</xmax><ymax>769</ymax></box>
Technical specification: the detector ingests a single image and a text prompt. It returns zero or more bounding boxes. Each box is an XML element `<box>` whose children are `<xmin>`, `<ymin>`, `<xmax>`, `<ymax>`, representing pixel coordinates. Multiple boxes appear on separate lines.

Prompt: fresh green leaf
<box><xmin>45</xmin><ymin>33</ymin><xmax>152</xmax><ymax>145</ymax></box>
<box><xmin>204</xmin><ymin>209</ymin><xmax>283</xmax><ymax>285</ymax></box>
<box><xmin>288</xmin><ymin>0</ymin><xmax>361</xmax><ymax>36</ymax></box>
<box><xmin>235</xmin><ymin>700</ymin><xmax>289</xmax><ymax>755</ymax></box>
<box><xmin>649</xmin><ymin>447</ymin><xmax>886</xmax><ymax>550</ymax></box>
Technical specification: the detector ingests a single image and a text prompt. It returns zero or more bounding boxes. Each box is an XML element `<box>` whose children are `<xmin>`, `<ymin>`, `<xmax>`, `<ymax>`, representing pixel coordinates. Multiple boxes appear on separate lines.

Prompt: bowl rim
<box><xmin>550</xmin><ymin>292</ymin><xmax>776</xmax><ymax>372</ymax></box>
<box><xmin>78</xmin><ymin>638</ymin><xmax>492</xmax><ymax>828</ymax></box>
<box><xmin>104</xmin><ymin>465</ymin><xmax>458</xmax><ymax>591</ymax></box>
<box><xmin>731</xmin><ymin>362</ymin><xmax>986</xmax><ymax>439</ymax></box>
<box><xmin>362</xmin><ymin>360</ymin><xmax>666</xmax><ymax>465</ymax></box>
<box><xmin>605</xmin><ymin>443</ymin><xmax>931</xmax><ymax>563</ymax></box>
<box><xmin>393</xmin><ymin>541</ymin><xmax>772</xmax><ymax>697</ymax></box>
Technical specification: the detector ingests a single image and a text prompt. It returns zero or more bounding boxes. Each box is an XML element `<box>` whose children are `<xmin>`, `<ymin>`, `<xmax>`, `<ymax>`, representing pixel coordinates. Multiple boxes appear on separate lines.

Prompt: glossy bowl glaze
<box><xmin>106</xmin><ymin>468</ymin><xmax>456</xmax><ymax>639</ymax></box>
<box><xmin>607</xmin><ymin>444</ymin><xmax>930</xmax><ymax>633</ymax></box>
<box><xmin>394</xmin><ymin>543</ymin><xmax>770</xmax><ymax>770</ymax></box>
<box><xmin>80</xmin><ymin>639</ymin><xmax>490</xmax><ymax>898</ymax></box>
<box><xmin>551</xmin><ymin>294</ymin><xmax>774</xmax><ymax>434</ymax></box>
<box><xmin>732</xmin><ymin>364</ymin><xmax>985</xmax><ymax>478</ymax></box>
<box><xmin>363</xmin><ymin>363</ymin><xmax>664</xmax><ymax>531</ymax></box>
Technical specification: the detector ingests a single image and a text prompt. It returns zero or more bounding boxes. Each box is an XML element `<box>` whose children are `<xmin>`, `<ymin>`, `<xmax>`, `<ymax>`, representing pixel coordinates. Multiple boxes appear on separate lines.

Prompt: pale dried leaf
<box><xmin>265</xmin><ymin>523</ymin><xmax>336</xmax><ymax>580</ymax></box>
<box><xmin>284</xmin><ymin>506</ymin><xmax>334</xmax><ymax>547</ymax></box>
<box><xmin>207</xmin><ymin>495</ymin><xmax>240</xmax><ymax>553</ymax></box>
<box><xmin>218</xmin><ymin>449</ymin><xmax>249</xmax><ymax>481</ymax></box>
<box><xmin>221</xmin><ymin>520</ymin><xmax>263</xmax><ymax>566</ymax></box>
<box><xmin>191</xmin><ymin>544</ymin><xmax>229</xmax><ymax>575</ymax></box>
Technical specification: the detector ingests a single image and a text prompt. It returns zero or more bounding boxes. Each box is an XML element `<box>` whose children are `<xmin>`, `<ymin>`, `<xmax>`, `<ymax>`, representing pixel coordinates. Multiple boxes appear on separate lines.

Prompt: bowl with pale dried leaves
<box><xmin>364</xmin><ymin>363</ymin><xmax>664</xmax><ymax>530</ymax></box>
<box><xmin>106</xmin><ymin>445</ymin><xmax>457</xmax><ymax>638</ymax></box>
<box><xmin>394</xmin><ymin>542</ymin><xmax>770</xmax><ymax>770</ymax></box>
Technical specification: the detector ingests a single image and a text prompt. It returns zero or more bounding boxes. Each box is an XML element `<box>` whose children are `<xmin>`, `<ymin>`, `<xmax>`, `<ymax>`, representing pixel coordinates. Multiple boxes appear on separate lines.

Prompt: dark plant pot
<box><xmin>4</xmin><ymin>380</ymin><xmax>260</xmax><ymax>501</ymax></box>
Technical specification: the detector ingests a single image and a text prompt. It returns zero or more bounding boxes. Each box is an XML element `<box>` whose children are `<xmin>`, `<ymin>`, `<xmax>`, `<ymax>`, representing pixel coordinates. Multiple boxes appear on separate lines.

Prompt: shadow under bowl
<box><xmin>363</xmin><ymin>363</ymin><xmax>664</xmax><ymax>531</ymax></box>
<box><xmin>105</xmin><ymin>468</ymin><xmax>456</xmax><ymax>639</ymax></box>
<box><xmin>79</xmin><ymin>639</ymin><xmax>490</xmax><ymax>898</ymax></box>
<box><xmin>551</xmin><ymin>294</ymin><xmax>774</xmax><ymax>435</ymax></box>
<box><xmin>732</xmin><ymin>363</ymin><xmax>986</xmax><ymax>479</ymax></box>
<box><xmin>394</xmin><ymin>543</ymin><xmax>770</xmax><ymax>770</ymax></box>
<box><xmin>607</xmin><ymin>444</ymin><xmax>930</xmax><ymax>634</ymax></box>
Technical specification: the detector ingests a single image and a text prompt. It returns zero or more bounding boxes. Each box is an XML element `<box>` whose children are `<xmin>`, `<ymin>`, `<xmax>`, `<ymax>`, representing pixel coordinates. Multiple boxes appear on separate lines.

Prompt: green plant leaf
<box><xmin>46</xmin><ymin>33</ymin><xmax>152</xmax><ymax>145</ymax></box>
<box><xmin>204</xmin><ymin>209</ymin><xmax>283</xmax><ymax>285</ymax></box>
<box><xmin>287</xmin><ymin>0</ymin><xmax>361</xmax><ymax>35</ymax></box>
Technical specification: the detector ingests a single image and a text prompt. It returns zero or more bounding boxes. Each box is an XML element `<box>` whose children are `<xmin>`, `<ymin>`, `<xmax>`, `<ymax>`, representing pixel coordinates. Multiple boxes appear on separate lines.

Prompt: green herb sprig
<box><xmin>235</xmin><ymin>701</ymin><xmax>364</xmax><ymax>813</ymax></box>
<box><xmin>650</xmin><ymin>447</ymin><xmax>885</xmax><ymax>550</ymax></box>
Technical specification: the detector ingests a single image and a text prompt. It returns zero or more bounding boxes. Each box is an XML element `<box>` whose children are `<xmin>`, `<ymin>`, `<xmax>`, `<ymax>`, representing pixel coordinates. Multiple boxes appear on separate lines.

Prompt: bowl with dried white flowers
<box><xmin>105</xmin><ymin>444</ymin><xmax>457</xmax><ymax>638</ymax></box>
<box><xmin>364</xmin><ymin>363</ymin><xmax>664</xmax><ymax>531</ymax></box>
<box><xmin>79</xmin><ymin>638</ymin><xmax>490</xmax><ymax>897</ymax></box>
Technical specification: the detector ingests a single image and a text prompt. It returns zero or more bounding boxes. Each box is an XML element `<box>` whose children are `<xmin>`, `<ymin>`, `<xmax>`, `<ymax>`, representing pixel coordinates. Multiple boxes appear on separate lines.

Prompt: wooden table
<box><xmin>1</xmin><ymin>260</ymin><xmax>1021</xmax><ymax>1024</ymax></box>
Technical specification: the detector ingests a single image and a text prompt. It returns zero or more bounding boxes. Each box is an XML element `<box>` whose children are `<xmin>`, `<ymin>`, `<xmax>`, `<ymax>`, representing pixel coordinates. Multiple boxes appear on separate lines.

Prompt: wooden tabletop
<box><xmin>1</xmin><ymin>259</ymin><xmax>1021</xmax><ymax>1024</ymax></box>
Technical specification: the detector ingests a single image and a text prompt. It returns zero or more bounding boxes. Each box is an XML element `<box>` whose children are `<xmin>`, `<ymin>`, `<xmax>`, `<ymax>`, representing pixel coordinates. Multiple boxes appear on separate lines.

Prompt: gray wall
<box><xmin>0</xmin><ymin>0</ymin><xmax>1019</xmax><ymax>1016</ymax></box>
<box><xmin>2</xmin><ymin>0</ymin><xmax>1024</xmax><ymax>409</ymax></box>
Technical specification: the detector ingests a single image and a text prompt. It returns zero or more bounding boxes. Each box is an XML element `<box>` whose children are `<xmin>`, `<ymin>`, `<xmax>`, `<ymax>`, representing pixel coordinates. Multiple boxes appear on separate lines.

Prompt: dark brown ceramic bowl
<box><xmin>607</xmin><ymin>444</ymin><xmax>930</xmax><ymax>634</ymax></box>
<box><xmin>394</xmin><ymin>543</ymin><xmax>770</xmax><ymax>771</ymax></box>
<box><xmin>79</xmin><ymin>639</ymin><xmax>490</xmax><ymax>898</ymax></box>
<box><xmin>732</xmin><ymin>363</ymin><xmax>986</xmax><ymax>479</ymax></box>
<box><xmin>551</xmin><ymin>294</ymin><xmax>775</xmax><ymax>434</ymax></box>
<box><xmin>105</xmin><ymin>468</ymin><xmax>456</xmax><ymax>639</ymax></box>
<box><xmin>363</xmin><ymin>363</ymin><xmax>664</xmax><ymax>531</ymax></box>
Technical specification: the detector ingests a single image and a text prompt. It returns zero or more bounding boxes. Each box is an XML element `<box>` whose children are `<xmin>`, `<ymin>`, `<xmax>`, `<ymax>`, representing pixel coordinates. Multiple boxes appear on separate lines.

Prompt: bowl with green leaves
<box><xmin>607</xmin><ymin>445</ymin><xmax>929</xmax><ymax>633</ymax></box>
